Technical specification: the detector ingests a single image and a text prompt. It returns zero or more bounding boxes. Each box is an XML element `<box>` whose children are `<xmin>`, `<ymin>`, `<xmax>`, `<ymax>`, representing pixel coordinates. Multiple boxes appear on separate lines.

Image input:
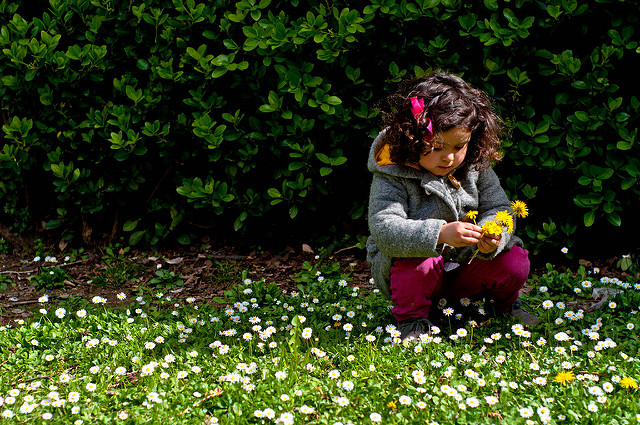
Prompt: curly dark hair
<box><xmin>380</xmin><ymin>71</ymin><xmax>504</xmax><ymax>168</ymax></box>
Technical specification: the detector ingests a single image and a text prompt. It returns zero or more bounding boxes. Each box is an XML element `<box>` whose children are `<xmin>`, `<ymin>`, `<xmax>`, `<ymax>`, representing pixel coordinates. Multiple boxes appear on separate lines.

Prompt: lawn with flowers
<box><xmin>1</xmin><ymin>255</ymin><xmax>639</xmax><ymax>424</ymax></box>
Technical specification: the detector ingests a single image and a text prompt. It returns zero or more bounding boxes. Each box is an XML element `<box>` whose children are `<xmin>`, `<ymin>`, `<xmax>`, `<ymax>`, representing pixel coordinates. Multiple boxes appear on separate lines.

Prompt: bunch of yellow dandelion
<box><xmin>466</xmin><ymin>200</ymin><xmax>529</xmax><ymax>263</ymax></box>
<box><xmin>494</xmin><ymin>210</ymin><xmax>514</xmax><ymax>232</ymax></box>
<box><xmin>481</xmin><ymin>220</ymin><xmax>504</xmax><ymax>237</ymax></box>
<box><xmin>620</xmin><ymin>377</ymin><xmax>638</xmax><ymax>389</ymax></box>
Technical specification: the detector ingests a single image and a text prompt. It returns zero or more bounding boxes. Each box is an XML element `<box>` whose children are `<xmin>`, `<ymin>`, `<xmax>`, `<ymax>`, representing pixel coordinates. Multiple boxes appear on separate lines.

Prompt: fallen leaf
<box><xmin>166</xmin><ymin>257</ymin><xmax>184</xmax><ymax>265</ymax></box>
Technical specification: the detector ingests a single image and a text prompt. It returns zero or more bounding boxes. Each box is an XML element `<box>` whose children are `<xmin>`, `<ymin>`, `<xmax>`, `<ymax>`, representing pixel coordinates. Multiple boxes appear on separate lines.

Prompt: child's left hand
<box><xmin>477</xmin><ymin>233</ymin><xmax>501</xmax><ymax>254</ymax></box>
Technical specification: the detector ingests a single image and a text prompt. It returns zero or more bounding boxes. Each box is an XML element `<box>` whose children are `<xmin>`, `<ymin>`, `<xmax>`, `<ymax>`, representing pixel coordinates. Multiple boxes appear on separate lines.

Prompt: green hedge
<box><xmin>1</xmin><ymin>0</ymin><xmax>639</xmax><ymax>260</ymax></box>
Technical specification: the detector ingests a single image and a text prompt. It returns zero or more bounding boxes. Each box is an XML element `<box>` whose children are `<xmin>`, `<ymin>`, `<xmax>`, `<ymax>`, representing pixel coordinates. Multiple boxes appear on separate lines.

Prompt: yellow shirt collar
<box><xmin>375</xmin><ymin>144</ymin><xmax>421</xmax><ymax>170</ymax></box>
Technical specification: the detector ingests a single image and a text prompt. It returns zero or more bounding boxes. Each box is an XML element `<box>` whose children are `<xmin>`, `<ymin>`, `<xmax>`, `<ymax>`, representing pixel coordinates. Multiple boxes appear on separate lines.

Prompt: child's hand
<box><xmin>477</xmin><ymin>233</ymin><xmax>501</xmax><ymax>254</ymax></box>
<box><xmin>437</xmin><ymin>221</ymin><xmax>483</xmax><ymax>247</ymax></box>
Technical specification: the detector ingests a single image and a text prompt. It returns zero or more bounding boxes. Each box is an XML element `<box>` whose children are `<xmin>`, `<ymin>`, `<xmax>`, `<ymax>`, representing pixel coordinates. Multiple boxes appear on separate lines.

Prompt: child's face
<box><xmin>418</xmin><ymin>127</ymin><xmax>470</xmax><ymax>176</ymax></box>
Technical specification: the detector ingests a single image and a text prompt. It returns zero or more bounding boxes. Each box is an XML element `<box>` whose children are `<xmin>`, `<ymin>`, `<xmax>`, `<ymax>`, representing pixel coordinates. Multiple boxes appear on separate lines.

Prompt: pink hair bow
<box><xmin>409</xmin><ymin>96</ymin><xmax>433</xmax><ymax>139</ymax></box>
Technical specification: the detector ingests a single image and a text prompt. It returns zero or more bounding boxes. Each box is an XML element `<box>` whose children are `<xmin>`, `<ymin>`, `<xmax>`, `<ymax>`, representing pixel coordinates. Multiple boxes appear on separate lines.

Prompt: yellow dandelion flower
<box><xmin>481</xmin><ymin>220</ymin><xmax>503</xmax><ymax>237</ymax></box>
<box><xmin>465</xmin><ymin>210</ymin><xmax>478</xmax><ymax>221</ymax></box>
<box><xmin>553</xmin><ymin>371</ymin><xmax>575</xmax><ymax>386</ymax></box>
<box><xmin>511</xmin><ymin>200</ymin><xmax>529</xmax><ymax>218</ymax></box>
<box><xmin>620</xmin><ymin>377</ymin><xmax>638</xmax><ymax>389</ymax></box>
<box><xmin>387</xmin><ymin>400</ymin><xmax>397</xmax><ymax>409</ymax></box>
<box><xmin>495</xmin><ymin>210</ymin><xmax>514</xmax><ymax>233</ymax></box>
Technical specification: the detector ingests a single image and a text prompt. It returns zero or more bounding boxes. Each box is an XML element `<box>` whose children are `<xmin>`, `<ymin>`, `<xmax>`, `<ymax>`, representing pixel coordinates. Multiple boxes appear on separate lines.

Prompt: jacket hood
<box><xmin>367</xmin><ymin>130</ymin><xmax>427</xmax><ymax>180</ymax></box>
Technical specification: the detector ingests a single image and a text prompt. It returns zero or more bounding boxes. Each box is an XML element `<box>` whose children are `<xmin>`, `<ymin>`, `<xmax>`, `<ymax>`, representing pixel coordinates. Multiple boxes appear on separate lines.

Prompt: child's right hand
<box><xmin>437</xmin><ymin>221</ymin><xmax>483</xmax><ymax>247</ymax></box>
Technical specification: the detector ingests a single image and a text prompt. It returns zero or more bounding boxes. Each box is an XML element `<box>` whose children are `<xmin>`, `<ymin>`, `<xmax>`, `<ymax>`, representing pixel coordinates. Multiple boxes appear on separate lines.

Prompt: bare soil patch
<box><xmin>0</xmin><ymin>237</ymin><xmax>633</xmax><ymax>325</ymax></box>
<box><xmin>0</xmin><ymin>244</ymin><xmax>371</xmax><ymax>323</ymax></box>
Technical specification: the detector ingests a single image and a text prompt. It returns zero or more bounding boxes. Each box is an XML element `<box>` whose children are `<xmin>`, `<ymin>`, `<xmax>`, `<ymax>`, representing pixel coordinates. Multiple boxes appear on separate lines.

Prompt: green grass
<box><xmin>0</xmin><ymin>257</ymin><xmax>639</xmax><ymax>424</ymax></box>
<box><xmin>205</xmin><ymin>259</ymin><xmax>243</xmax><ymax>288</ymax></box>
<box><xmin>90</xmin><ymin>260</ymin><xmax>144</xmax><ymax>288</ymax></box>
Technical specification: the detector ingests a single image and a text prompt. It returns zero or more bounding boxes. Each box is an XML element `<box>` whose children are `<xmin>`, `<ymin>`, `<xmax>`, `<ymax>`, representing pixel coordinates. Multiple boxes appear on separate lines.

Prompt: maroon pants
<box><xmin>389</xmin><ymin>246</ymin><xmax>529</xmax><ymax>322</ymax></box>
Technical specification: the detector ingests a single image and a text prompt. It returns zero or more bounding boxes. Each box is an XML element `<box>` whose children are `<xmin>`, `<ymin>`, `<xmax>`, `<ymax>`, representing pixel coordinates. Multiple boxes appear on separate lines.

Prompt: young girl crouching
<box><xmin>366</xmin><ymin>71</ymin><xmax>539</xmax><ymax>340</ymax></box>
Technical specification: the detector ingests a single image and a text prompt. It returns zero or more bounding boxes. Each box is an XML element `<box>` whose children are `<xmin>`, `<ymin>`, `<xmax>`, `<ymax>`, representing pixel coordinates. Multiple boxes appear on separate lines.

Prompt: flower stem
<box><xmin>468</xmin><ymin>249</ymin><xmax>480</xmax><ymax>264</ymax></box>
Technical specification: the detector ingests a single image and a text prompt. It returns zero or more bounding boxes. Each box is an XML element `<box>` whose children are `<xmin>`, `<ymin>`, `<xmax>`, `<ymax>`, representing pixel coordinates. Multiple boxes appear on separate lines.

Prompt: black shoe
<box><xmin>509</xmin><ymin>300</ymin><xmax>541</xmax><ymax>325</ymax></box>
<box><xmin>398</xmin><ymin>317</ymin><xmax>432</xmax><ymax>341</ymax></box>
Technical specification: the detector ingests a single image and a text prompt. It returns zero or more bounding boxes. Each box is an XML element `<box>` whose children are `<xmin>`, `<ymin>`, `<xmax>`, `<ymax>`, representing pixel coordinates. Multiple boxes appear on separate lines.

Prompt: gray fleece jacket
<box><xmin>366</xmin><ymin>130</ymin><xmax>522</xmax><ymax>298</ymax></box>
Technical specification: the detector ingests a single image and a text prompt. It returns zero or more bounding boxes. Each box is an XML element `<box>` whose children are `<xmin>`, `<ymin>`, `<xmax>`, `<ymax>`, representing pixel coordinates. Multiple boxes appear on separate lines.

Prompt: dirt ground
<box><xmin>0</xmin><ymin>243</ymin><xmax>373</xmax><ymax>324</ymax></box>
<box><xmin>0</xmin><ymin>238</ymin><xmax>632</xmax><ymax>325</ymax></box>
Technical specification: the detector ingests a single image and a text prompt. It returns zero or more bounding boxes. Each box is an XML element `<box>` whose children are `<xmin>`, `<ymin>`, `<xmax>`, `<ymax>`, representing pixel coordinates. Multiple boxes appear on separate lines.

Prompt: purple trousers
<box><xmin>389</xmin><ymin>246</ymin><xmax>529</xmax><ymax>322</ymax></box>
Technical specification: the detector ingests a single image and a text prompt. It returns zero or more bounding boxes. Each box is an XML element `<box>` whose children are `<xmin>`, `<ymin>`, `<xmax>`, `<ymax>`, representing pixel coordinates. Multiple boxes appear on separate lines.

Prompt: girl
<box><xmin>366</xmin><ymin>71</ymin><xmax>538</xmax><ymax>340</ymax></box>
